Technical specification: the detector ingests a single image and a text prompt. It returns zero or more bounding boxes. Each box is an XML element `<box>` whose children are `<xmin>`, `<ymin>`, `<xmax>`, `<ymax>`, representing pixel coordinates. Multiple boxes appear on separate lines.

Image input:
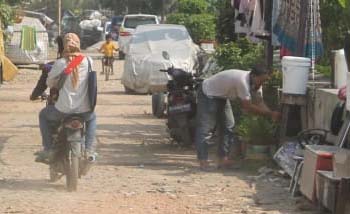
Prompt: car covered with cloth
<box><xmin>121</xmin><ymin>24</ymin><xmax>200</xmax><ymax>94</ymax></box>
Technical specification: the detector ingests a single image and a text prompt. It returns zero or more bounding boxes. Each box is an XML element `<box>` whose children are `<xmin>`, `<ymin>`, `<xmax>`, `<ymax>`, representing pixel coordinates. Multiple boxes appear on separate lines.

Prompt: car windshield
<box><xmin>124</xmin><ymin>17</ymin><xmax>157</xmax><ymax>29</ymax></box>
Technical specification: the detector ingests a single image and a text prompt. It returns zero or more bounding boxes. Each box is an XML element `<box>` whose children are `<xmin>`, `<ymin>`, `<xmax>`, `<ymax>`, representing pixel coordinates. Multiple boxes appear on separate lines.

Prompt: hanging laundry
<box><xmin>271</xmin><ymin>0</ymin><xmax>281</xmax><ymax>46</ymax></box>
<box><xmin>303</xmin><ymin>0</ymin><xmax>323</xmax><ymax>59</ymax></box>
<box><xmin>235</xmin><ymin>0</ymin><xmax>251</xmax><ymax>34</ymax></box>
<box><xmin>249</xmin><ymin>0</ymin><xmax>267</xmax><ymax>37</ymax></box>
<box><xmin>273</xmin><ymin>0</ymin><xmax>323</xmax><ymax>58</ymax></box>
<box><xmin>234</xmin><ymin>0</ymin><xmax>268</xmax><ymax>42</ymax></box>
<box><xmin>21</xmin><ymin>26</ymin><xmax>37</xmax><ymax>51</ymax></box>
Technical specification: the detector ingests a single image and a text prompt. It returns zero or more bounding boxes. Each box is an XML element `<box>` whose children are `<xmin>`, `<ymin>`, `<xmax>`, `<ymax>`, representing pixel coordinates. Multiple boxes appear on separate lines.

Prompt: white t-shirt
<box><xmin>47</xmin><ymin>57</ymin><xmax>93</xmax><ymax>114</ymax></box>
<box><xmin>202</xmin><ymin>69</ymin><xmax>262</xmax><ymax>101</ymax></box>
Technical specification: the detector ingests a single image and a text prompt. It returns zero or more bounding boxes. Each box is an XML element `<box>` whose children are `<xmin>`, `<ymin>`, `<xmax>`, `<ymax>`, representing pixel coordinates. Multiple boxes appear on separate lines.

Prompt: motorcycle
<box><xmin>158</xmin><ymin>51</ymin><xmax>202</xmax><ymax>146</ymax></box>
<box><xmin>46</xmin><ymin>115</ymin><xmax>92</xmax><ymax>192</ymax></box>
<box><xmin>33</xmin><ymin>92</ymin><xmax>93</xmax><ymax>192</ymax></box>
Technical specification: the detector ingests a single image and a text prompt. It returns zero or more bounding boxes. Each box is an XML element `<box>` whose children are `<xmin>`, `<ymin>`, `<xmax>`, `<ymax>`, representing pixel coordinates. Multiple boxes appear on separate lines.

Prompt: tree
<box><xmin>216</xmin><ymin>0</ymin><xmax>235</xmax><ymax>43</ymax></box>
<box><xmin>320</xmin><ymin>0</ymin><xmax>350</xmax><ymax>63</ymax></box>
<box><xmin>338</xmin><ymin>0</ymin><xmax>350</xmax><ymax>7</ymax></box>
<box><xmin>99</xmin><ymin>0</ymin><xmax>176</xmax><ymax>15</ymax></box>
<box><xmin>0</xmin><ymin>0</ymin><xmax>23</xmax><ymax>29</ymax></box>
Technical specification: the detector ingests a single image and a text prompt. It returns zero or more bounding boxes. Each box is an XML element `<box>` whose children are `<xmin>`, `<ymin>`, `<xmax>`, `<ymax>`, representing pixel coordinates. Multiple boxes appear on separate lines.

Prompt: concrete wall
<box><xmin>307</xmin><ymin>88</ymin><xmax>340</xmax><ymax>143</ymax></box>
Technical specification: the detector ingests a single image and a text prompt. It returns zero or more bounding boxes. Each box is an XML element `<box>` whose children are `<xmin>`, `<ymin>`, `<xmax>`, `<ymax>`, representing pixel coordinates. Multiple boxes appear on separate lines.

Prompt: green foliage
<box><xmin>186</xmin><ymin>14</ymin><xmax>216</xmax><ymax>43</ymax></box>
<box><xmin>216</xmin><ymin>0</ymin><xmax>235</xmax><ymax>43</ymax></box>
<box><xmin>237</xmin><ymin>115</ymin><xmax>277</xmax><ymax>145</ymax></box>
<box><xmin>0</xmin><ymin>3</ymin><xmax>15</xmax><ymax>29</ymax></box>
<box><xmin>167</xmin><ymin>13</ymin><xmax>216</xmax><ymax>43</ymax></box>
<box><xmin>263</xmin><ymin>70</ymin><xmax>282</xmax><ymax>110</ymax></box>
<box><xmin>166</xmin><ymin>13</ymin><xmax>187</xmax><ymax>25</ymax></box>
<box><xmin>178</xmin><ymin>0</ymin><xmax>208</xmax><ymax>14</ymax></box>
<box><xmin>316</xmin><ymin>64</ymin><xmax>332</xmax><ymax>78</ymax></box>
<box><xmin>214</xmin><ymin>38</ymin><xmax>264</xmax><ymax>70</ymax></box>
<box><xmin>338</xmin><ymin>0</ymin><xmax>350</xmax><ymax>8</ymax></box>
<box><xmin>320</xmin><ymin>1</ymin><xmax>350</xmax><ymax>64</ymax></box>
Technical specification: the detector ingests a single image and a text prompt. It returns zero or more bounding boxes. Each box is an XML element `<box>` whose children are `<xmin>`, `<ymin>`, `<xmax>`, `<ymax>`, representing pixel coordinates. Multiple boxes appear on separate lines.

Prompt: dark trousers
<box><xmin>195</xmin><ymin>86</ymin><xmax>235</xmax><ymax>160</ymax></box>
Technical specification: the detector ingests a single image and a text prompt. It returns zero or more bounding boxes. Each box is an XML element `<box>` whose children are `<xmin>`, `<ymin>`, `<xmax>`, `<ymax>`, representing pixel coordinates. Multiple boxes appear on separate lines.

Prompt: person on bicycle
<box><xmin>99</xmin><ymin>34</ymin><xmax>118</xmax><ymax>75</ymax></box>
<box><xmin>36</xmin><ymin>33</ymin><xmax>97</xmax><ymax>162</ymax></box>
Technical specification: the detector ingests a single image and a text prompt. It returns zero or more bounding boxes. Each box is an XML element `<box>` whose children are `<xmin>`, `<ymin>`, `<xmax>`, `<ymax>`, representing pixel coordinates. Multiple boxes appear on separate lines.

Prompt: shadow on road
<box><xmin>96</xmin><ymin>122</ymin><xmax>198</xmax><ymax>174</ymax></box>
<box><xmin>0</xmin><ymin>136</ymin><xmax>12</xmax><ymax>165</ymax></box>
<box><xmin>0</xmin><ymin>178</ymin><xmax>65</xmax><ymax>192</ymax></box>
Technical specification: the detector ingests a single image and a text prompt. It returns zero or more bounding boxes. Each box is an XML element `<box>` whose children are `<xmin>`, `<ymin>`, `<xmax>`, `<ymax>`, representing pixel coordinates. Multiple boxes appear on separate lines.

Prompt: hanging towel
<box><xmin>21</xmin><ymin>26</ymin><xmax>37</xmax><ymax>51</ymax></box>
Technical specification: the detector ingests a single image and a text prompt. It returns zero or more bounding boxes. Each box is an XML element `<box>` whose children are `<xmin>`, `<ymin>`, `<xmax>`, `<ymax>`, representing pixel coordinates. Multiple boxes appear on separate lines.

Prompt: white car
<box><xmin>121</xmin><ymin>24</ymin><xmax>200</xmax><ymax>94</ymax></box>
<box><xmin>118</xmin><ymin>14</ymin><xmax>159</xmax><ymax>59</ymax></box>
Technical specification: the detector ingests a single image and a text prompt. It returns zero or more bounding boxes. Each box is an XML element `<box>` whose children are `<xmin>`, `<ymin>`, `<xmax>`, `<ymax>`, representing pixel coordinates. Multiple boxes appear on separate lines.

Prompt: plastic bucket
<box><xmin>282</xmin><ymin>56</ymin><xmax>311</xmax><ymax>95</ymax></box>
<box><xmin>346</xmin><ymin>73</ymin><xmax>350</xmax><ymax>111</ymax></box>
<box><xmin>334</xmin><ymin>49</ymin><xmax>348</xmax><ymax>88</ymax></box>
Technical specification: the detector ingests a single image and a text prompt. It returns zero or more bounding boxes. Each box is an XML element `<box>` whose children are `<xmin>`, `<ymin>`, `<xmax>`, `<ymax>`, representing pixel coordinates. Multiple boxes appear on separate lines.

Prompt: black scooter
<box><xmin>157</xmin><ymin>51</ymin><xmax>202</xmax><ymax>146</ymax></box>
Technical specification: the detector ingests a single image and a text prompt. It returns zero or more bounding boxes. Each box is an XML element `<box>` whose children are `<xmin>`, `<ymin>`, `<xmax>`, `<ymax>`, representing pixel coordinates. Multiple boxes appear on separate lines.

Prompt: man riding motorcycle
<box><xmin>36</xmin><ymin>33</ymin><xmax>97</xmax><ymax>162</ymax></box>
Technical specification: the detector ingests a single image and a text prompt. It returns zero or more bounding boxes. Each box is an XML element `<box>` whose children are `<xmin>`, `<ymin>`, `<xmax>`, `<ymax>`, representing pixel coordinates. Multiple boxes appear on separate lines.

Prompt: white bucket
<box><xmin>346</xmin><ymin>73</ymin><xmax>350</xmax><ymax>111</ymax></box>
<box><xmin>334</xmin><ymin>49</ymin><xmax>348</xmax><ymax>88</ymax></box>
<box><xmin>282</xmin><ymin>56</ymin><xmax>311</xmax><ymax>95</ymax></box>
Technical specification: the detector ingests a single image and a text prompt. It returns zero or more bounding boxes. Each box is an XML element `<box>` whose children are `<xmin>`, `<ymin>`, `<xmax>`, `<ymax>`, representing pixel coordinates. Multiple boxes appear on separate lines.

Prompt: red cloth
<box><xmin>64</xmin><ymin>55</ymin><xmax>85</xmax><ymax>75</ymax></box>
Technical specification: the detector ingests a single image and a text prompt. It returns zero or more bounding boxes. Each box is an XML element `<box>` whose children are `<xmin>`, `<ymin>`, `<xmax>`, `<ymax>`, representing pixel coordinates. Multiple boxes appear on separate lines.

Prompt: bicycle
<box><xmin>102</xmin><ymin>56</ymin><xmax>114</xmax><ymax>81</ymax></box>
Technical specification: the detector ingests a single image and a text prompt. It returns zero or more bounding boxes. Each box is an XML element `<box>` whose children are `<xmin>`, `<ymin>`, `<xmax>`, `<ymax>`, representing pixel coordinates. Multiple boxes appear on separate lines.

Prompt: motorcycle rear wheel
<box><xmin>66</xmin><ymin>151</ymin><xmax>79</xmax><ymax>192</ymax></box>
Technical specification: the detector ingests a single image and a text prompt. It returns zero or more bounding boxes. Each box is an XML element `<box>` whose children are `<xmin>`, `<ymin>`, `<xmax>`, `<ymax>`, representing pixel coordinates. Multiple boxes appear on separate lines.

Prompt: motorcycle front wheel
<box><xmin>152</xmin><ymin>93</ymin><xmax>166</xmax><ymax>118</ymax></box>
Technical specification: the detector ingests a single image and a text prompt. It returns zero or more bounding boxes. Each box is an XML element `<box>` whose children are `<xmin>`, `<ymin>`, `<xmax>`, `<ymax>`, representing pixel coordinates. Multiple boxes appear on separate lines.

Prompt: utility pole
<box><xmin>58</xmin><ymin>0</ymin><xmax>61</xmax><ymax>36</ymax></box>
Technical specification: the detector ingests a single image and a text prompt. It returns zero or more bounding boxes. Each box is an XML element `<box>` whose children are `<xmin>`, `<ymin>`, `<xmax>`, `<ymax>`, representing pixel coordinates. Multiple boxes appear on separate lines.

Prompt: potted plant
<box><xmin>237</xmin><ymin>115</ymin><xmax>278</xmax><ymax>159</ymax></box>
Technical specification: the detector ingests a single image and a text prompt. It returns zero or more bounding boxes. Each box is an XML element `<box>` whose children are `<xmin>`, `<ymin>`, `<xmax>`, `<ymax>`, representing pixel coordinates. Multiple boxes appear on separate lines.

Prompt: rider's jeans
<box><xmin>195</xmin><ymin>86</ymin><xmax>235</xmax><ymax>161</ymax></box>
<box><xmin>39</xmin><ymin>105</ymin><xmax>97</xmax><ymax>151</ymax></box>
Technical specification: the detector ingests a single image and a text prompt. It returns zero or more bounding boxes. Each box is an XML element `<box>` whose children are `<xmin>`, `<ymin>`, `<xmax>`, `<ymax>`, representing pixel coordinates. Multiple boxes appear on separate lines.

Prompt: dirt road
<box><xmin>0</xmin><ymin>52</ymin><xmax>317</xmax><ymax>214</ymax></box>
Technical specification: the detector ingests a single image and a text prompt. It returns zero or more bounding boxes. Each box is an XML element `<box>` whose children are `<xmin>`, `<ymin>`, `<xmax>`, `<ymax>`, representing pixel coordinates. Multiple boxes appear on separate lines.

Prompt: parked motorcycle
<box><xmin>155</xmin><ymin>51</ymin><xmax>202</xmax><ymax>146</ymax></box>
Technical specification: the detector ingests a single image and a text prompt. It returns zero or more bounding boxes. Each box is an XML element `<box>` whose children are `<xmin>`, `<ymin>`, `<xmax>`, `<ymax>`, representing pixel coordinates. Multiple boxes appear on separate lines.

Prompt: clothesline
<box><xmin>231</xmin><ymin>0</ymin><xmax>323</xmax><ymax>71</ymax></box>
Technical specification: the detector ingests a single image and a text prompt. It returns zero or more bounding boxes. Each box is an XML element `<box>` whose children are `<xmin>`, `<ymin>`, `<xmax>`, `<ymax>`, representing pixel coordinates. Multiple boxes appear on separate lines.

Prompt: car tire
<box><xmin>152</xmin><ymin>93</ymin><xmax>165</xmax><ymax>118</ymax></box>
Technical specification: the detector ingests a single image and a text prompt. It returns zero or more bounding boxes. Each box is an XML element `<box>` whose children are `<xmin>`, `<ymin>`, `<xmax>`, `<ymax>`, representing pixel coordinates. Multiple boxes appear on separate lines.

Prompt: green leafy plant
<box><xmin>167</xmin><ymin>13</ymin><xmax>216</xmax><ymax>43</ymax></box>
<box><xmin>166</xmin><ymin>13</ymin><xmax>187</xmax><ymax>25</ymax></box>
<box><xmin>263</xmin><ymin>70</ymin><xmax>282</xmax><ymax>110</ymax></box>
<box><xmin>185</xmin><ymin>14</ymin><xmax>216</xmax><ymax>43</ymax></box>
<box><xmin>214</xmin><ymin>38</ymin><xmax>264</xmax><ymax>70</ymax></box>
<box><xmin>338</xmin><ymin>0</ymin><xmax>350</xmax><ymax>8</ymax></box>
<box><xmin>237</xmin><ymin>115</ymin><xmax>277</xmax><ymax>145</ymax></box>
<box><xmin>178</xmin><ymin>0</ymin><xmax>208</xmax><ymax>14</ymax></box>
<box><xmin>0</xmin><ymin>3</ymin><xmax>15</xmax><ymax>29</ymax></box>
<box><xmin>316</xmin><ymin>64</ymin><xmax>332</xmax><ymax>78</ymax></box>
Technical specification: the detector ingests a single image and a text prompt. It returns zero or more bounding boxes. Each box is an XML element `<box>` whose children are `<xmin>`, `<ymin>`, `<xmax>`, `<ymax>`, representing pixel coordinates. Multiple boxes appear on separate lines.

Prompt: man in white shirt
<box><xmin>196</xmin><ymin>64</ymin><xmax>280</xmax><ymax>170</ymax></box>
<box><xmin>37</xmin><ymin>33</ymin><xmax>96</xmax><ymax>162</ymax></box>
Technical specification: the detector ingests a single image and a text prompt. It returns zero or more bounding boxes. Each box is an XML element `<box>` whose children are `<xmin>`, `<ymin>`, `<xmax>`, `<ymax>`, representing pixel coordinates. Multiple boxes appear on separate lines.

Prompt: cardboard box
<box><xmin>333</xmin><ymin>149</ymin><xmax>350</xmax><ymax>178</ymax></box>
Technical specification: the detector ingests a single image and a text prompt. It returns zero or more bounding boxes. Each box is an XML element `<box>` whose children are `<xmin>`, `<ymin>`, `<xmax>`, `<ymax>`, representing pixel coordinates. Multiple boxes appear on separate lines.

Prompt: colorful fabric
<box><xmin>63</xmin><ymin>33</ymin><xmax>81</xmax><ymax>58</ymax></box>
<box><xmin>64</xmin><ymin>55</ymin><xmax>85</xmax><ymax>75</ymax></box>
<box><xmin>63</xmin><ymin>33</ymin><xmax>83</xmax><ymax>89</ymax></box>
<box><xmin>273</xmin><ymin>0</ymin><xmax>323</xmax><ymax>58</ymax></box>
<box><xmin>271</xmin><ymin>0</ymin><xmax>281</xmax><ymax>46</ymax></box>
<box><xmin>20</xmin><ymin>26</ymin><xmax>37</xmax><ymax>51</ymax></box>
